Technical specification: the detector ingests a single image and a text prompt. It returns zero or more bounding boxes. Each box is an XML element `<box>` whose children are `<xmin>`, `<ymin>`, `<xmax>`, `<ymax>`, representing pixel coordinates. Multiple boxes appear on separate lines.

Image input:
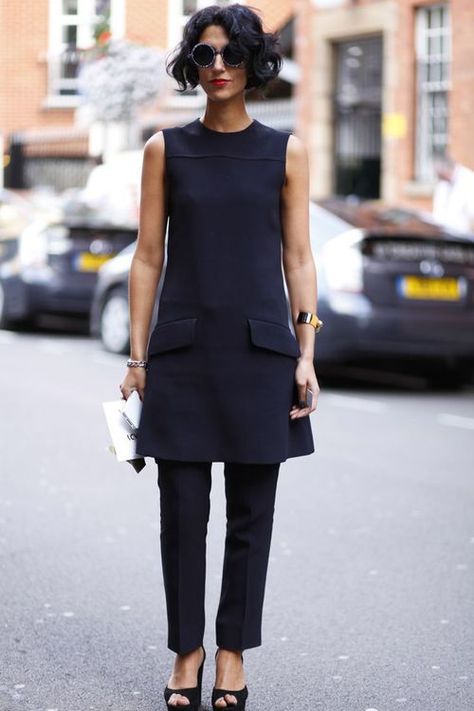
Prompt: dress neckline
<box><xmin>195</xmin><ymin>117</ymin><xmax>258</xmax><ymax>135</ymax></box>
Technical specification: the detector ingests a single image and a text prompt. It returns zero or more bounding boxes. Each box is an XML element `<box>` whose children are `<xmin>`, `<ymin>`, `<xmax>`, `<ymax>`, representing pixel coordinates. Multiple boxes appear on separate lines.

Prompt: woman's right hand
<box><xmin>119</xmin><ymin>367</ymin><xmax>147</xmax><ymax>402</ymax></box>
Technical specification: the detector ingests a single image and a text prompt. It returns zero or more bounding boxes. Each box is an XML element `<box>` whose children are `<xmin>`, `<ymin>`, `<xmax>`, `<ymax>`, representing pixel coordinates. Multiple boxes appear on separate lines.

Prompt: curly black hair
<box><xmin>166</xmin><ymin>3</ymin><xmax>282</xmax><ymax>94</ymax></box>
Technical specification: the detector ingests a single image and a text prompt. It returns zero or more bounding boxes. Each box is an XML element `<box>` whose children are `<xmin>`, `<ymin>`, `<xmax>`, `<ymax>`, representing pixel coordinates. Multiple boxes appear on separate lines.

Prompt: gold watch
<box><xmin>297</xmin><ymin>311</ymin><xmax>324</xmax><ymax>332</ymax></box>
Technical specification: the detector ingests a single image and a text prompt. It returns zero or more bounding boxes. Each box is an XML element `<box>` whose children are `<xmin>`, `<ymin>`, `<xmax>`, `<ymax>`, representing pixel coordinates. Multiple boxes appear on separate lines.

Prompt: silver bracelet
<box><xmin>127</xmin><ymin>359</ymin><xmax>148</xmax><ymax>369</ymax></box>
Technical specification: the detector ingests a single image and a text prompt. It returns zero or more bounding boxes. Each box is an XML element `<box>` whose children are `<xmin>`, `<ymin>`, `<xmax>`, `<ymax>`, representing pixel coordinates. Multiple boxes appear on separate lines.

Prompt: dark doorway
<box><xmin>333</xmin><ymin>35</ymin><xmax>383</xmax><ymax>199</ymax></box>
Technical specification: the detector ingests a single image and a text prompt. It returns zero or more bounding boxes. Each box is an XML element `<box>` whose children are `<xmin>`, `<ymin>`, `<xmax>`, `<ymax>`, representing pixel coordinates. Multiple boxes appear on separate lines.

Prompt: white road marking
<box><xmin>324</xmin><ymin>393</ymin><xmax>388</xmax><ymax>413</ymax></box>
<box><xmin>437</xmin><ymin>413</ymin><xmax>474</xmax><ymax>430</ymax></box>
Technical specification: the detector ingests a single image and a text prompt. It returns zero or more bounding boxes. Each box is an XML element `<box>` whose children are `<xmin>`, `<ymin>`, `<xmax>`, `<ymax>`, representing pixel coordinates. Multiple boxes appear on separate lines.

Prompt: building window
<box><xmin>168</xmin><ymin>0</ymin><xmax>232</xmax><ymax>48</ymax></box>
<box><xmin>47</xmin><ymin>0</ymin><xmax>125</xmax><ymax>106</ymax></box>
<box><xmin>415</xmin><ymin>3</ymin><xmax>451</xmax><ymax>182</ymax></box>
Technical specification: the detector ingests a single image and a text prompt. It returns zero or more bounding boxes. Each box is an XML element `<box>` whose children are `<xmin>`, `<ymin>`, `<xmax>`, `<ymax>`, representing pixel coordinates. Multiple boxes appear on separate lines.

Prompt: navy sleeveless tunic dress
<box><xmin>135</xmin><ymin>117</ymin><xmax>315</xmax><ymax>464</ymax></box>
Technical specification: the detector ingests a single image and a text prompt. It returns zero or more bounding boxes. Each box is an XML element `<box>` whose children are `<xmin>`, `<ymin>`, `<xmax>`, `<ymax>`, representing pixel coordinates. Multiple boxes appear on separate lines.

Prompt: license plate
<box><xmin>397</xmin><ymin>275</ymin><xmax>461</xmax><ymax>301</ymax></box>
<box><xmin>75</xmin><ymin>252</ymin><xmax>115</xmax><ymax>272</ymax></box>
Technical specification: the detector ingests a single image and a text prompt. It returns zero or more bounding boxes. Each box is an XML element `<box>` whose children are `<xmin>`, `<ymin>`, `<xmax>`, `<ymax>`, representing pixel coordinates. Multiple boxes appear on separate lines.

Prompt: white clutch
<box><xmin>102</xmin><ymin>392</ymin><xmax>146</xmax><ymax>473</ymax></box>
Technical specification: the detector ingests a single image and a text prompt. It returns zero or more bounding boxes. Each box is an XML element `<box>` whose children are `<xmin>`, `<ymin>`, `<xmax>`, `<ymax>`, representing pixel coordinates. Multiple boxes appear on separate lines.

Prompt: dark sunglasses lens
<box><xmin>192</xmin><ymin>43</ymin><xmax>214</xmax><ymax>67</ymax></box>
<box><xmin>223</xmin><ymin>44</ymin><xmax>244</xmax><ymax>66</ymax></box>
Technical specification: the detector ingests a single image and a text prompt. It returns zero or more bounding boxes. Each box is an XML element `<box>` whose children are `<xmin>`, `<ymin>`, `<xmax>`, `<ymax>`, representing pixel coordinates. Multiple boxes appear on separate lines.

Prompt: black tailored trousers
<box><xmin>156</xmin><ymin>458</ymin><xmax>280</xmax><ymax>655</ymax></box>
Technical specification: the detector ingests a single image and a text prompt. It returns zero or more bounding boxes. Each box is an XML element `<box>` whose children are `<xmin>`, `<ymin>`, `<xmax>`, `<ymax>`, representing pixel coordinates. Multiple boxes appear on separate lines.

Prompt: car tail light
<box><xmin>322</xmin><ymin>228</ymin><xmax>364</xmax><ymax>293</ymax></box>
<box><xmin>45</xmin><ymin>225</ymin><xmax>71</xmax><ymax>254</ymax></box>
<box><xmin>18</xmin><ymin>222</ymin><xmax>50</xmax><ymax>268</ymax></box>
<box><xmin>18</xmin><ymin>222</ymin><xmax>67</xmax><ymax>271</ymax></box>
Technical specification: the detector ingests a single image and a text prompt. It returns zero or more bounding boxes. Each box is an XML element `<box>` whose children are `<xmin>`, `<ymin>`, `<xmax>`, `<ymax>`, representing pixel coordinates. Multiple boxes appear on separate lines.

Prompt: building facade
<box><xmin>1</xmin><ymin>0</ymin><xmax>294</xmax><ymax>188</ymax></box>
<box><xmin>295</xmin><ymin>0</ymin><xmax>474</xmax><ymax>209</ymax></box>
<box><xmin>4</xmin><ymin>0</ymin><xmax>470</xmax><ymax>206</ymax></box>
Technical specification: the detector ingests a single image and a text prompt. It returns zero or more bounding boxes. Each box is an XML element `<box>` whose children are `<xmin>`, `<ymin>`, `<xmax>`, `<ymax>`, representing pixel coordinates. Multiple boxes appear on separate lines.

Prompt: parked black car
<box><xmin>312</xmin><ymin>199</ymin><xmax>474</xmax><ymax>371</ymax></box>
<box><xmin>0</xmin><ymin>198</ymin><xmax>137</xmax><ymax>328</ymax></box>
<box><xmin>91</xmin><ymin>199</ymin><xmax>474</xmax><ymax>382</ymax></box>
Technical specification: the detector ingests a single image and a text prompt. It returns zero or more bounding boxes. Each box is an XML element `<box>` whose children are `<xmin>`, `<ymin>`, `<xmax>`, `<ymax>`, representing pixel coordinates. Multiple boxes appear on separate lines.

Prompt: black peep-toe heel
<box><xmin>164</xmin><ymin>645</ymin><xmax>206</xmax><ymax>710</ymax></box>
<box><xmin>212</xmin><ymin>649</ymin><xmax>248</xmax><ymax>710</ymax></box>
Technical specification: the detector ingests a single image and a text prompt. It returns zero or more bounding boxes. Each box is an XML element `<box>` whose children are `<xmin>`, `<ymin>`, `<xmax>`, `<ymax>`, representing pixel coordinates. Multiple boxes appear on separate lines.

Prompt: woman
<box><xmin>119</xmin><ymin>4</ymin><xmax>321</xmax><ymax>709</ymax></box>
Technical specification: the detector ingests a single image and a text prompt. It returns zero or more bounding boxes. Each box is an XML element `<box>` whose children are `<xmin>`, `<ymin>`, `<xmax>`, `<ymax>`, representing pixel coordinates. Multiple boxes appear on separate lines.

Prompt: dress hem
<box><xmin>134</xmin><ymin>445</ymin><xmax>316</xmax><ymax>465</ymax></box>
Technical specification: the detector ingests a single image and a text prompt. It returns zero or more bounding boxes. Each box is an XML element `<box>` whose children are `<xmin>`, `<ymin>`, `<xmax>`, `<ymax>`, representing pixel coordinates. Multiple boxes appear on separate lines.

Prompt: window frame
<box><xmin>414</xmin><ymin>2</ymin><xmax>451</xmax><ymax>183</ymax></box>
<box><xmin>45</xmin><ymin>0</ymin><xmax>125</xmax><ymax>108</ymax></box>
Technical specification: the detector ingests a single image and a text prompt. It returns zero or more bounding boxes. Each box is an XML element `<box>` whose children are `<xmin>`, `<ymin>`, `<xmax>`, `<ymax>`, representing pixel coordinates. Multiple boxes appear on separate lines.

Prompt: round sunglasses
<box><xmin>188</xmin><ymin>42</ymin><xmax>245</xmax><ymax>69</ymax></box>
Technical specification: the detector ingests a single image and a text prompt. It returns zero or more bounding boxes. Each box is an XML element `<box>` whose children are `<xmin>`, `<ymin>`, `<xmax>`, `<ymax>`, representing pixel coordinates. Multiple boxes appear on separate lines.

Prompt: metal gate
<box><xmin>333</xmin><ymin>35</ymin><xmax>383</xmax><ymax>199</ymax></box>
<box><xmin>4</xmin><ymin>131</ymin><xmax>93</xmax><ymax>192</ymax></box>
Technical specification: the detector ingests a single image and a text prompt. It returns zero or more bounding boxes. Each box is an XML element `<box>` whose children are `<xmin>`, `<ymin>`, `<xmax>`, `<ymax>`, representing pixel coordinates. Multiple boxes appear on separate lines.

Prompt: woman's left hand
<box><xmin>289</xmin><ymin>357</ymin><xmax>320</xmax><ymax>419</ymax></box>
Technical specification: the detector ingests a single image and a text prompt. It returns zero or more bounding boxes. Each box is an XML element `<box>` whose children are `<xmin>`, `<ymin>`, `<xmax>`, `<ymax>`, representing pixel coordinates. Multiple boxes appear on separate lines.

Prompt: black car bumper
<box><xmin>315</xmin><ymin>296</ymin><xmax>474</xmax><ymax>362</ymax></box>
<box><xmin>1</xmin><ymin>271</ymin><xmax>96</xmax><ymax>319</ymax></box>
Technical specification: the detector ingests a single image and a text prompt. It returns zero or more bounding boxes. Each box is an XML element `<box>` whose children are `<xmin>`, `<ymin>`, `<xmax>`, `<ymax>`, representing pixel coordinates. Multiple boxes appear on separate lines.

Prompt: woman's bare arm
<box><xmin>280</xmin><ymin>133</ymin><xmax>320</xmax><ymax>417</ymax></box>
<box><xmin>120</xmin><ymin>131</ymin><xmax>167</xmax><ymax>400</ymax></box>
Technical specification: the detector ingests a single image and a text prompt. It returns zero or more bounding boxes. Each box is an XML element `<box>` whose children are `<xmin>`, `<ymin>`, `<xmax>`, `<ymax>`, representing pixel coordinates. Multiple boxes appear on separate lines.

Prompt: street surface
<box><xmin>1</xmin><ymin>325</ymin><xmax>473</xmax><ymax>711</ymax></box>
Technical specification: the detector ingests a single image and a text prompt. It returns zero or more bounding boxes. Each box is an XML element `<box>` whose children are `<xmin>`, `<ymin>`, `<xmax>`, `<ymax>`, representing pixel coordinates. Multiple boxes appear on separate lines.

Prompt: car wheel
<box><xmin>100</xmin><ymin>287</ymin><xmax>130</xmax><ymax>354</ymax></box>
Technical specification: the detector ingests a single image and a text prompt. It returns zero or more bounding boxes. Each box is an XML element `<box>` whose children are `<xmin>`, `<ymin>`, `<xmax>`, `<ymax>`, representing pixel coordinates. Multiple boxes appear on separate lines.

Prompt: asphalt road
<box><xmin>1</xmin><ymin>326</ymin><xmax>473</xmax><ymax>711</ymax></box>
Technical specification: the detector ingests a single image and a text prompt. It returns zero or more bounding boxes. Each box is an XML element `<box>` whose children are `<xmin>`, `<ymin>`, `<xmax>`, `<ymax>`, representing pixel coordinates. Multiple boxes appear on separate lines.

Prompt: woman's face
<box><xmin>194</xmin><ymin>24</ymin><xmax>247</xmax><ymax>102</ymax></box>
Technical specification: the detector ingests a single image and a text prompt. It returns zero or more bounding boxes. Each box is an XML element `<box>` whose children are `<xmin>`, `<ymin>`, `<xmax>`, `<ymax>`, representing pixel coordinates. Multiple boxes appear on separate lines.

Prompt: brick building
<box><xmin>1</xmin><ymin>0</ymin><xmax>295</xmax><ymax>189</ymax></box>
<box><xmin>295</xmin><ymin>0</ymin><xmax>474</xmax><ymax>209</ymax></box>
<box><xmin>4</xmin><ymin>0</ymin><xmax>470</xmax><ymax>206</ymax></box>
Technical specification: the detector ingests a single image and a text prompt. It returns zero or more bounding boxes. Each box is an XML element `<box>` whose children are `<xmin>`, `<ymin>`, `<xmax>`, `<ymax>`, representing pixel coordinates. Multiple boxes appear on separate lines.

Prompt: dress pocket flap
<box><xmin>147</xmin><ymin>317</ymin><xmax>198</xmax><ymax>355</ymax></box>
<box><xmin>247</xmin><ymin>318</ymin><xmax>301</xmax><ymax>358</ymax></box>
